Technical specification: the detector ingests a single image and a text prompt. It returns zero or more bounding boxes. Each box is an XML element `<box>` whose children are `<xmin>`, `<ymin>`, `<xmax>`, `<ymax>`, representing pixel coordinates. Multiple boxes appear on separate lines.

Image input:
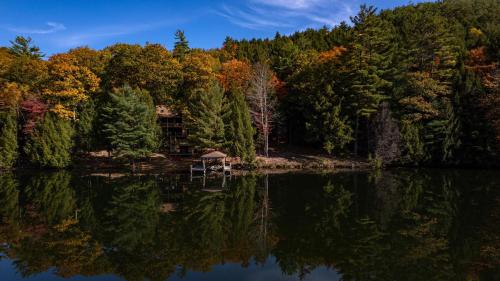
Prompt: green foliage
<box><xmin>187</xmin><ymin>82</ymin><xmax>225</xmax><ymax>150</ymax></box>
<box><xmin>346</xmin><ymin>5</ymin><xmax>394</xmax><ymax>116</ymax></box>
<box><xmin>173</xmin><ymin>30</ymin><xmax>190</xmax><ymax>60</ymax></box>
<box><xmin>100</xmin><ymin>86</ymin><xmax>159</xmax><ymax>163</ymax></box>
<box><xmin>223</xmin><ymin>90</ymin><xmax>256</xmax><ymax>163</ymax></box>
<box><xmin>0</xmin><ymin>170</ymin><xmax>499</xmax><ymax>279</ymax></box>
<box><xmin>1</xmin><ymin>0</ymin><xmax>500</xmax><ymax>167</ymax></box>
<box><xmin>442</xmin><ymin>102</ymin><xmax>462</xmax><ymax>162</ymax></box>
<box><xmin>25</xmin><ymin>171</ymin><xmax>75</xmax><ymax>224</ymax></box>
<box><xmin>368</xmin><ymin>153</ymin><xmax>383</xmax><ymax>169</ymax></box>
<box><xmin>9</xmin><ymin>36</ymin><xmax>44</xmax><ymax>58</ymax></box>
<box><xmin>320</xmin><ymin>105</ymin><xmax>353</xmax><ymax>155</ymax></box>
<box><xmin>0</xmin><ymin>173</ymin><xmax>19</xmax><ymax>223</ymax></box>
<box><xmin>74</xmin><ymin>99</ymin><xmax>96</xmax><ymax>153</ymax></box>
<box><xmin>401</xmin><ymin>121</ymin><xmax>427</xmax><ymax>164</ymax></box>
<box><xmin>103</xmin><ymin>43</ymin><xmax>182</xmax><ymax>105</ymax></box>
<box><xmin>288</xmin><ymin>53</ymin><xmax>353</xmax><ymax>154</ymax></box>
<box><xmin>0</xmin><ymin>111</ymin><xmax>18</xmax><ymax>168</ymax></box>
<box><xmin>24</xmin><ymin>113</ymin><xmax>74</xmax><ymax>168</ymax></box>
<box><xmin>103</xmin><ymin>178</ymin><xmax>160</xmax><ymax>251</ymax></box>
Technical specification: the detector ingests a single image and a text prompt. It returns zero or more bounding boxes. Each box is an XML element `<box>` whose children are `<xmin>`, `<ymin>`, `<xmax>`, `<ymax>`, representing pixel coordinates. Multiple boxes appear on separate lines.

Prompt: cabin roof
<box><xmin>200</xmin><ymin>151</ymin><xmax>227</xmax><ymax>159</ymax></box>
<box><xmin>156</xmin><ymin>105</ymin><xmax>178</xmax><ymax>118</ymax></box>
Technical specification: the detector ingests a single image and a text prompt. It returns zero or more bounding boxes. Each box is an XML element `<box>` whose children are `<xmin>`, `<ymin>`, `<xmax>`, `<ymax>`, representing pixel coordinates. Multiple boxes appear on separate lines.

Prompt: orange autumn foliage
<box><xmin>270</xmin><ymin>74</ymin><xmax>287</xmax><ymax>99</ymax></box>
<box><xmin>466</xmin><ymin>46</ymin><xmax>500</xmax><ymax>149</ymax></box>
<box><xmin>318</xmin><ymin>46</ymin><xmax>347</xmax><ymax>63</ymax></box>
<box><xmin>218</xmin><ymin>59</ymin><xmax>252</xmax><ymax>92</ymax></box>
<box><xmin>467</xmin><ymin>46</ymin><xmax>497</xmax><ymax>90</ymax></box>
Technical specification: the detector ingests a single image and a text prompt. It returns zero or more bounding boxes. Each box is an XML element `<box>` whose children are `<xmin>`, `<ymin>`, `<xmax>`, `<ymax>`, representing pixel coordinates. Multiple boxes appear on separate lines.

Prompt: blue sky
<box><xmin>0</xmin><ymin>0</ymin><xmax>429</xmax><ymax>55</ymax></box>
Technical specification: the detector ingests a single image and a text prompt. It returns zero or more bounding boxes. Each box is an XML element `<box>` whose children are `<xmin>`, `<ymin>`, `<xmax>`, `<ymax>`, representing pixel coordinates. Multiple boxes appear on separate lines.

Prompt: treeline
<box><xmin>0</xmin><ymin>32</ymin><xmax>266</xmax><ymax>168</ymax></box>
<box><xmin>0</xmin><ymin>0</ymin><xmax>499</xmax><ymax>169</ymax></box>
<box><xmin>228</xmin><ymin>0</ymin><xmax>500</xmax><ymax>165</ymax></box>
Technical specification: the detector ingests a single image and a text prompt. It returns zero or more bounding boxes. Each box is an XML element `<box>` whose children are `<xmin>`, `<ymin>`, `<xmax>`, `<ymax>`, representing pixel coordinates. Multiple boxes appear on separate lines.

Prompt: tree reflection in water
<box><xmin>0</xmin><ymin>170</ymin><xmax>498</xmax><ymax>281</ymax></box>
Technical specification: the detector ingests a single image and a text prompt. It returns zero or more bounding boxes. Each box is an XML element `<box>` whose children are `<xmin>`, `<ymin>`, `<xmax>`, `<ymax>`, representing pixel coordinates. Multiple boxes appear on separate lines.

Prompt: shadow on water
<box><xmin>0</xmin><ymin>169</ymin><xmax>498</xmax><ymax>281</ymax></box>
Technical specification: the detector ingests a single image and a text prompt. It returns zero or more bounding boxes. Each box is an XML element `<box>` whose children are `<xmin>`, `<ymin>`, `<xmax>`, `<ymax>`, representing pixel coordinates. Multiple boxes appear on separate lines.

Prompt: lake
<box><xmin>0</xmin><ymin>169</ymin><xmax>498</xmax><ymax>281</ymax></box>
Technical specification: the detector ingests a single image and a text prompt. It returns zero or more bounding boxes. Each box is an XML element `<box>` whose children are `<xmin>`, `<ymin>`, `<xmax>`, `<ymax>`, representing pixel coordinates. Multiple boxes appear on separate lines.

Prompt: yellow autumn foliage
<box><xmin>43</xmin><ymin>53</ymin><xmax>100</xmax><ymax>117</ymax></box>
<box><xmin>50</xmin><ymin>104</ymin><xmax>75</xmax><ymax>119</ymax></box>
<box><xmin>0</xmin><ymin>82</ymin><xmax>27</xmax><ymax>109</ymax></box>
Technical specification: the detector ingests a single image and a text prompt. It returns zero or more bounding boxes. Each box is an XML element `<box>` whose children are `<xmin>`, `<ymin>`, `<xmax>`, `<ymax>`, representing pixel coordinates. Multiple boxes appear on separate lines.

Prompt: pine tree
<box><xmin>0</xmin><ymin>173</ymin><xmax>19</xmax><ymax>223</ymax></box>
<box><xmin>0</xmin><ymin>111</ymin><xmax>18</xmax><ymax>168</ymax></box>
<box><xmin>100</xmin><ymin>86</ymin><xmax>159</xmax><ymax>168</ymax></box>
<box><xmin>187</xmin><ymin>82</ymin><xmax>225</xmax><ymax>150</ymax></box>
<box><xmin>9</xmin><ymin>36</ymin><xmax>44</xmax><ymax>58</ymax></box>
<box><xmin>345</xmin><ymin>5</ymin><xmax>394</xmax><ymax>155</ymax></box>
<box><xmin>321</xmin><ymin>105</ymin><xmax>353</xmax><ymax>155</ymax></box>
<box><xmin>173</xmin><ymin>30</ymin><xmax>189</xmax><ymax>60</ymax></box>
<box><xmin>442</xmin><ymin>102</ymin><xmax>462</xmax><ymax>162</ymax></box>
<box><xmin>74</xmin><ymin>99</ymin><xmax>96</xmax><ymax>153</ymax></box>
<box><xmin>24</xmin><ymin>112</ymin><xmax>74</xmax><ymax>168</ymax></box>
<box><xmin>400</xmin><ymin>121</ymin><xmax>427</xmax><ymax>164</ymax></box>
<box><xmin>224</xmin><ymin>90</ymin><xmax>256</xmax><ymax>163</ymax></box>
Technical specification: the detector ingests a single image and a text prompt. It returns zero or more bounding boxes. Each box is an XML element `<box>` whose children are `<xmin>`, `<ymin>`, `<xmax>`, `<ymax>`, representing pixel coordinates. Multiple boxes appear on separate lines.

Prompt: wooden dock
<box><xmin>190</xmin><ymin>150</ymin><xmax>232</xmax><ymax>176</ymax></box>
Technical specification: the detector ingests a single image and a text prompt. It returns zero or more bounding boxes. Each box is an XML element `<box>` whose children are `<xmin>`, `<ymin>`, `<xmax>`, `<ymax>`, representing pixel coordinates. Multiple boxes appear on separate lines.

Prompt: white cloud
<box><xmin>218</xmin><ymin>0</ymin><xmax>355</xmax><ymax>30</ymax></box>
<box><xmin>4</xmin><ymin>22</ymin><xmax>66</xmax><ymax>34</ymax></box>
<box><xmin>52</xmin><ymin>18</ymin><xmax>189</xmax><ymax>48</ymax></box>
<box><xmin>252</xmin><ymin>0</ymin><xmax>326</xmax><ymax>10</ymax></box>
<box><xmin>216</xmin><ymin>5</ymin><xmax>294</xmax><ymax>29</ymax></box>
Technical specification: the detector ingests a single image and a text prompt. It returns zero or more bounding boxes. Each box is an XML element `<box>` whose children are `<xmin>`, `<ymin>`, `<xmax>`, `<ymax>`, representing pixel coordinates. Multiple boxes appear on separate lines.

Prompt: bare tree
<box><xmin>247</xmin><ymin>62</ymin><xmax>277</xmax><ymax>157</ymax></box>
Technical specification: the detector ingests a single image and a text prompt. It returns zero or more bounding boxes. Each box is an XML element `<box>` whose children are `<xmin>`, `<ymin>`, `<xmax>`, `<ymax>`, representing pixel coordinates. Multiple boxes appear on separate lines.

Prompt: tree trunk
<box><xmin>354</xmin><ymin>113</ymin><xmax>359</xmax><ymax>156</ymax></box>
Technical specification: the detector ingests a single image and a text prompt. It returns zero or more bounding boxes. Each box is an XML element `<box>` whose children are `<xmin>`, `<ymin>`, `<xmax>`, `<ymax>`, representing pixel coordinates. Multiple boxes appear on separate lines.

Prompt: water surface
<box><xmin>0</xmin><ymin>169</ymin><xmax>498</xmax><ymax>281</ymax></box>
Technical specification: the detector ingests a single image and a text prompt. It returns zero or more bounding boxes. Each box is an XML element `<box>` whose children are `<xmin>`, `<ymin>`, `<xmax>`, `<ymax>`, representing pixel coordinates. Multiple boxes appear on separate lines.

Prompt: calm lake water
<box><xmin>0</xmin><ymin>169</ymin><xmax>498</xmax><ymax>281</ymax></box>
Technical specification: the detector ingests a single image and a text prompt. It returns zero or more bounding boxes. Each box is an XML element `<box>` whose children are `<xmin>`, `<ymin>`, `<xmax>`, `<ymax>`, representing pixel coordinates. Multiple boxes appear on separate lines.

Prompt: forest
<box><xmin>0</xmin><ymin>0</ymin><xmax>499</xmax><ymax>169</ymax></box>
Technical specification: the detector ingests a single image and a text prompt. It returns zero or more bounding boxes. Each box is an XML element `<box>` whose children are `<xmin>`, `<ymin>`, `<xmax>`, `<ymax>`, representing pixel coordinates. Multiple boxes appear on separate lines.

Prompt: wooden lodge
<box><xmin>156</xmin><ymin>105</ymin><xmax>193</xmax><ymax>156</ymax></box>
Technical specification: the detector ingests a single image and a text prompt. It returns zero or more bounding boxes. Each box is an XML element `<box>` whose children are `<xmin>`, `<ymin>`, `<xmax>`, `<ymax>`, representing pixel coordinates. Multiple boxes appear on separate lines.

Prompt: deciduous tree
<box><xmin>247</xmin><ymin>62</ymin><xmax>277</xmax><ymax>157</ymax></box>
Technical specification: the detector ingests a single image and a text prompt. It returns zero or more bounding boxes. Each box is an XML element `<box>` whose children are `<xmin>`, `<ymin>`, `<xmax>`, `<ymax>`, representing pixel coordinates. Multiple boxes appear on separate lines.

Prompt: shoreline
<box><xmin>3</xmin><ymin>151</ymin><xmax>498</xmax><ymax>175</ymax></box>
<box><xmin>72</xmin><ymin>151</ymin><xmax>372</xmax><ymax>174</ymax></box>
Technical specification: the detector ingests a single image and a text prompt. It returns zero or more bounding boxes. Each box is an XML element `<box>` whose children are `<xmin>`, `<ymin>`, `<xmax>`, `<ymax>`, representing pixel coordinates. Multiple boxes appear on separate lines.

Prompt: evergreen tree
<box><xmin>224</xmin><ymin>90</ymin><xmax>256</xmax><ymax>163</ymax></box>
<box><xmin>320</xmin><ymin>105</ymin><xmax>353</xmax><ymax>155</ymax></box>
<box><xmin>442</xmin><ymin>102</ymin><xmax>462</xmax><ymax>162</ymax></box>
<box><xmin>74</xmin><ymin>99</ymin><xmax>96</xmax><ymax>153</ymax></box>
<box><xmin>100</xmin><ymin>86</ymin><xmax>159</xmax><ymax>167</ymax></box>
<box><xmin>173</xmin><ymin>30</ymin><xmax>189</xmax><ymax>60</ymax></box>
<box><xmin>0</xmin><ymin>173</ymin><xmax>19</xmax><ymax>223</ymax></box>
<box><xmin>400</xmin><ymin>121</ymin><xmax>427</xmax><ymax>164</ymax></box>
<box><xmin>24</xmin><ymin>113</ymin><xmax>74</xmax><ymax>168</ymax></box>
<box><xmin>344</xmin><ymin>5</ymin><xmax>394</xmax><ymax>155</ymax></box>
<box><xmin>9</xmin><ymin>36</ymin><xmax>44</xmax><ymax>58</ymax></box>
<box><xmin>286</xmin><ymin>47</ymin><xmax>353</xmax><ymax>154</ymax></box>
<box><xmin>0</xmin><ymin>111</ymin><xmax>18</xmax><ymax>168</ymax></box>
<box><xmin>187</xmin><ymin>82</ymin><xmax>225</xmax><ymax>150</ymax></box>
<box><xmin>390</xmin><ymin>3</ymin><xmax>462</xmax><ymax>162</ymax></box>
